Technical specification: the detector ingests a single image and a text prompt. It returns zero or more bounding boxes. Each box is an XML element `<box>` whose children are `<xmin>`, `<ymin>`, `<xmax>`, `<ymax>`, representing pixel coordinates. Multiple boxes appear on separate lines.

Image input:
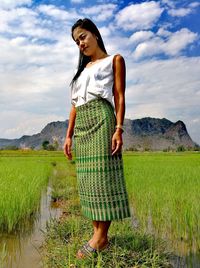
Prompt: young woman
<box><xmin>63</xmin><ymin>18</ymin><xmax>131</xmax><ymax>259</ymax></box>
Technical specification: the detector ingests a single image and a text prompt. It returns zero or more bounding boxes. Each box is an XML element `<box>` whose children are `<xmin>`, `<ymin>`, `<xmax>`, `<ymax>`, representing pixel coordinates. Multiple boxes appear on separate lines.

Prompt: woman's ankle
<box><xmin>93</xmin><ymin>234</ymin><xmax>108</xmax><ymax>243</ymax></box>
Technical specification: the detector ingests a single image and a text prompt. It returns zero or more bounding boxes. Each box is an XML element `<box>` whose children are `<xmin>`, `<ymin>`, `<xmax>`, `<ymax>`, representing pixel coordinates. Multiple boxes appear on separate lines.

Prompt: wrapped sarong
<box><xmin>74</xmin><ymin>97</ymin><xmax>131</xmax><ymax>221</ymax></box>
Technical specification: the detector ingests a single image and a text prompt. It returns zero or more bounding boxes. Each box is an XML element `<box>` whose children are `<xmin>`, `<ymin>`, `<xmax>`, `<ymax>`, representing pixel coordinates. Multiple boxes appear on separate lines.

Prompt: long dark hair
<box><xmin>70</xmin><ymin>18</ymin><xmax>107</xmax><ymax>86</ymax></box>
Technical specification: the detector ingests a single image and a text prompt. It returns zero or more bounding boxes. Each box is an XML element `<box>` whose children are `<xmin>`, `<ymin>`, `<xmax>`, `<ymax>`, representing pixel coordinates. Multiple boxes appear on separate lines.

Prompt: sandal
<box><xmin>77</xmin><ymin>241</ymin><xmax>110</xmax><ymax>259</ymax></box>
<box><xmin>76</xmin><ymin>242</ymin><xmax>98</xmax><ymax>259</ymax></box>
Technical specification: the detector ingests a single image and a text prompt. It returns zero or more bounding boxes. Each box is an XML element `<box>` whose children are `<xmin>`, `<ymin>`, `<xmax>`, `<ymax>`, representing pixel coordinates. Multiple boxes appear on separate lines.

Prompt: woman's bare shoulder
<box><xmin>114</xmin><ymin>53</ymin><xmax>124</xmax><ymax>59</ymax></box>
<box><xmin>113</xmin><ymin>54</ymin><xmax>125</xmax><ymax>68</ymax></box>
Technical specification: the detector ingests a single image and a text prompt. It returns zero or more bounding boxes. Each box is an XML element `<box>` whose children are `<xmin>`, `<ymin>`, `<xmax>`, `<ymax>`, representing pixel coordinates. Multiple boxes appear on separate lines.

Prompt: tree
<box><xmin>176</xmin><ymin>145</ymin><xmax>185</xmax><ymax>152</ymax></box>
<box><xmin>42</xmin><ymin>140</ymin><xmax>49</xmax><ymax>150</ymax></box>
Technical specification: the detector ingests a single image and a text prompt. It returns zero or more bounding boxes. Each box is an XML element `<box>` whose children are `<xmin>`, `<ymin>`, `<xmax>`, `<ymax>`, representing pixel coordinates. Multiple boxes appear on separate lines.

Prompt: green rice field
<box><xmin>123</xmin><ymin>152</ymin><xmax>200</xmax><ymax>255</ymax></box>
<box><xmin>0</xmin><ymin>150</ymin><xmax>60</xmax><ymax>233</ymax></box>
<box><xmin>0</xmin><ymin>150</ymin><xmax>199</xmax><ymax>267</ymax></box>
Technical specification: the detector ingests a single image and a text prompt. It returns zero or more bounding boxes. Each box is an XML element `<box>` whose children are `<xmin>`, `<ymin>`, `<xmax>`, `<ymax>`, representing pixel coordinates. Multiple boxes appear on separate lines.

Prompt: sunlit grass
<box><xmin>43</xmin><ymin>159</ymin><xmax>171</xmax><ymax>267</ymax></box>
<box><xmin>123</xmin><ymin>151</ymin><xmax>200</xmax><ymax>254</ymax></box>
<box><xmin>1</xmin><ymin>150</ymin><xmax>199</xmax><ymax>266</ymax></box>
<box><xmin>0</xmin><ymin>151</ymin><xmax>56</xmax><ymax>233</ymax></box>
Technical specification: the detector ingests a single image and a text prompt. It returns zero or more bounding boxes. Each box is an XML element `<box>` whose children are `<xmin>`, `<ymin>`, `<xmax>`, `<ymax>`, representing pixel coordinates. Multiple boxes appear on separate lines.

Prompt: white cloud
<box><xmin>157</xmin><ymin>27</ymin><xmax>171</xmax><ymax>38</ymax></box>
<box><xmin>98</xmin><ymin>26</ymin><xmax>112</xmax><ymax>37</ymax></box>
<box><xmin>115</xmin><ymin>1</ymin><xmax>163</xmax><ymax>31</ymax></box>
<box><xmin>189</xmin><ymin>2</ymin><xmax>200</xmax><ymax>8</ymax></box>
<box><xmin>0</xmin><ymin>7</ymin><xmax>38</xmax><ymax>33</ymax></box>
<box><xmin>37</xmin><ymin>4</ymin><xmax>78</xmax><ymax>21</ymax></box>
<box><xmin>103</xmin><ymin>25</ymin><xmax>197</xmax><ymax>60</ymax></box>
<box><xmin>0</xmin><ymin>5</ymin><xmax>77</xmax><ymax>41</ymax></box>
<box><xmin>168</xmin><ymin>1</ymin><xmax>200</xmax><ymax>17</ymax></box>
<box><xmin>168</xmin><ymin>7</ymin><xmax>192</xmax><ymax>17</ymax></box>
<box><xmin>129</xmin><ymin>31</ymin><xmax>154</xmax><ymax>45</ymax></box>
<box><xmin>132</xmin><ymin>28</ymin><xmax>198</xmax><ymax>59</ymax></box>
<box><xmin>133</xmin><ymin>37</ymin><xmax>163</xmax><ymax>59</ymax></box>
<box><xmin>0</xmin><ymin>7</ymin><xmax>53</xmax><ymax>39</ymax></box>
<box><xmin>164</xmin><ymin>28</ymin><xmax>198</xmax><ymax>56</ymax></box>
<box><xmin>102</xmin><ymin>34</ymin><xmax>130</xmax><ymax>57</ymax></box>
<box><xmin>0</xmin><ymin>34</ymin><xmax>76</xmax><ymax>96</ymax></box>
<box><xmin>0</xmin><ymin>0</ymin><xmax>32</xmax><ymax>9</ymax></box>
<box><xmin>81</xmin><ymin>4</ymin><xmax>117</xmax><ymax>21</ymax></box>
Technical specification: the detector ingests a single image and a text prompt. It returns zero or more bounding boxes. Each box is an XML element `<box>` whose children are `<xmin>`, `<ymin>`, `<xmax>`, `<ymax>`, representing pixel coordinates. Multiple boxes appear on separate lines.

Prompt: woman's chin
<box><xmin>82</xmin><ymin>48</ymin><xmax>91</xmax><ymax>57</ymax></box>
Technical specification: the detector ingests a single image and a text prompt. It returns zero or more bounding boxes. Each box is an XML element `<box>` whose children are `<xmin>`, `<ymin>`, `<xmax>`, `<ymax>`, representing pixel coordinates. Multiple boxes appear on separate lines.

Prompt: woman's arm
<box><xmin>63</xmin><ymin>104</ymin><xmax>76</xmax><ymax>160</ymax></box>
<box><xmin>112</xmin><ymin>54</ymin><xmax>126</xmax><ymax>155</ymax></box>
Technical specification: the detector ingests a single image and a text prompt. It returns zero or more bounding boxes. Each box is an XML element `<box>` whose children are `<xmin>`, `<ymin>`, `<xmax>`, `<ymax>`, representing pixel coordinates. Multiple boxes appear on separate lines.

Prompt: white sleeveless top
<box><xmin>71</xmin><ymin>54</ymin><xmax>115</xmax><ymax>108</ymax></box>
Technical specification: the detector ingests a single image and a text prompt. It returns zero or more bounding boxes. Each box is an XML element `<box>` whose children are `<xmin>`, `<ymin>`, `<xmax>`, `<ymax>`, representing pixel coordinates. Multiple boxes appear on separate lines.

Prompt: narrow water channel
<box><xmin>1</xmin><ymin>184</ymin><xmax>199</xmax><ymax>267</ymax></box>
<box><xmin>0</xmin><ymin>182</ymin><xmax>62</xmax><ymax>268</ymax></box>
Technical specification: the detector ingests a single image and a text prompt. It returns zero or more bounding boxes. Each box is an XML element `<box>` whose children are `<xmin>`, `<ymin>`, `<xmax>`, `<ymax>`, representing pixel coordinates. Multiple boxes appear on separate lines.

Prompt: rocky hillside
<box><xmin>0</xmin><ymin>117</ymin><xmax>199</xmax><ymax>151</ymax></box>
<box><xmin>123</xmin><ymin>117</ymin><xmax>198</xmax><ymax>151</ymax></box>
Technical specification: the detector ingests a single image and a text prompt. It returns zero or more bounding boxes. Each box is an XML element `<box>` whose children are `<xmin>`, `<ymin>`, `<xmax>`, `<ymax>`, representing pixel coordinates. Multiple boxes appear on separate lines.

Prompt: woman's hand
<box><xmin>63</xmin><ymin>137</ymin><xmax>73</xmax><ymax>160</ymax></box>
<box><xmin>111</xmin><ymin>129</ymin><xmax>123</xmax><ymax>155</ymax></box>
<box><xmin>63</xmin><ymin>105</ymin><xmax>76</xmax><ymax>160</ymax></box>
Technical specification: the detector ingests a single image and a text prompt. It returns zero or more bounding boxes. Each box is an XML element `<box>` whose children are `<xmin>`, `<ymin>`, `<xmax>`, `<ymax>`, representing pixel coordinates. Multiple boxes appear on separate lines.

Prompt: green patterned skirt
<box><xmin>74</xmin><ymin>97</ymin><xmax>131</xmax><ymax>221</ymax></box>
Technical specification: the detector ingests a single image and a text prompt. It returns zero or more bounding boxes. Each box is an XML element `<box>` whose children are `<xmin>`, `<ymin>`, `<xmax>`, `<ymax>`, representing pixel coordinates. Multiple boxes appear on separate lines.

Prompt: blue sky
<box><xmin>0</xmin><ymin>0</ymin><xmax>200</xmax><ymax>145</ymax></box>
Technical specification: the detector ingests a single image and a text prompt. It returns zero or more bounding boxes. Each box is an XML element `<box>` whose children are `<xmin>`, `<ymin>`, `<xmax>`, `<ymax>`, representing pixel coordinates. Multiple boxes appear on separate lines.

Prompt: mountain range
<box><xmin>0</xmin><ymin>117</ymin><xmax>199</xmax><ymax>151</ymax></box>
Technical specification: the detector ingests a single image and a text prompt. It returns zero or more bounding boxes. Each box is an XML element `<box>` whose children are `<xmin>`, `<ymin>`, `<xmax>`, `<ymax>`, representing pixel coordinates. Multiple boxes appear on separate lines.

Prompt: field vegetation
<box><xmin>123</xmin><ymin>151</ymin><xmax>200</xmax><ymax>255</ymax></box>
<box><xmin>43</xmin><ymin>156</ymin><xmax>172</xmax><ymax>267</ymax></box>
<box><xmin>0</xmin><ymin>150</ymin><xmax>199</xmax><ymax>267</ymax></box>
<box><xmin>0</xmin><ymin>150</ymin><xmax>62</xmax><ymax>233</ymax></box>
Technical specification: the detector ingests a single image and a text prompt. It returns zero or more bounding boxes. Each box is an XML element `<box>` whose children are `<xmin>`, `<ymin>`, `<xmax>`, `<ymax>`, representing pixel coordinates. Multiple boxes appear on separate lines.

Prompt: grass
<box><xmin>1</xmin><ymin>150</ymin><xmax>199</xmax><ymax>267</ymax></box>
<box><xmin>123</xmin><ymin>151</ymin><xmax>200</xmax><ymax>255</ymax></box>
<box><xmin>0</xmin><ymin>150</ymin><xmax>58</xmax><ymax>233</ymax></box>
<box><xmin>42</xmin><ymin>157</ymin><xmax>172</xmax><ymax>267</ymax></box>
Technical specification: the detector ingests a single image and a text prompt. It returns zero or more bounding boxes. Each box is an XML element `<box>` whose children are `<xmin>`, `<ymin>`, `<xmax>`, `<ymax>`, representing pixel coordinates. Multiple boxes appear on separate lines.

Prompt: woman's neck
<box><xmin>90</xmin><ymin>50</ymin><xmax>107</xmax><ymax>62</ymax></box>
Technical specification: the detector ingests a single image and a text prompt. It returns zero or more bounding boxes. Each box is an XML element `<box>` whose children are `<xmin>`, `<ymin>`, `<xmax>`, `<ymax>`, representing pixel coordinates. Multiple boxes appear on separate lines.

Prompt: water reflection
<box><xmin>0</xmin><ymin>182</ymin><xmax>62</xmax><ymax>268</ymax></box>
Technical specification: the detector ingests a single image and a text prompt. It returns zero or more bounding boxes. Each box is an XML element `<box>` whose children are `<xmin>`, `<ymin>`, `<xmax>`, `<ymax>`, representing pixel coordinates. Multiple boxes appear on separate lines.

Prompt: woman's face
<box><xmin>72</xmin><ymin>26</ymin><xmax>98</xmax><ymax>56</ymax></box>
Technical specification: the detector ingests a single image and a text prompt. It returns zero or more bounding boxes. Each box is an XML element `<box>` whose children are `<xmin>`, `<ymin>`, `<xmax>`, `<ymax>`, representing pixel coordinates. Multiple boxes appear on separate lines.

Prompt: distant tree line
<box><xmin>1</xmin><ymin>142</ymin><xmax>200</xmax><ymax>152</ymax></box>
<box><xmin>125</xmin><ymin>145</ymin><xmax>200</xmax><ymax>152</ymax></box>
<box><xmin>0</xmin><ymin>139</ymin><xmax>60</xmax><ymax>151</ymax></box>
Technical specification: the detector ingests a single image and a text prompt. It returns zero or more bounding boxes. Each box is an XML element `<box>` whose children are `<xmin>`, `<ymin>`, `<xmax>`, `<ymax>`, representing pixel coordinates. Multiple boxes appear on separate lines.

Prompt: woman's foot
<box><xmin>89</xmin><ymin>236</ymin><xmax>108</xmax><ymax>250</ymax></box>
<box><xmin>76</xmin><ymin>237</ymin><xmax>109</xmax><ymax>259</ymax></box>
